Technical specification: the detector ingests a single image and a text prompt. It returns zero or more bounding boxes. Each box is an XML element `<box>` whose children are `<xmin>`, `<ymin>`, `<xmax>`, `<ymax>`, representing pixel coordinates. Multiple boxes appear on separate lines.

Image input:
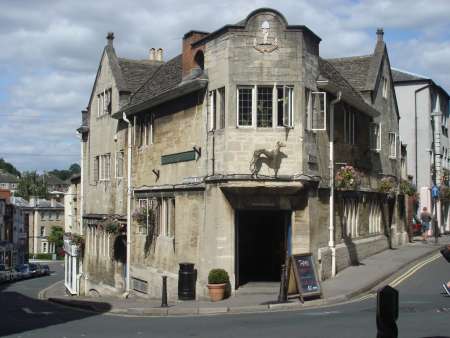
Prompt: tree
<box><xmin>0</xmin><ymin>158</ymin><xmax>21</xmax><ymax>177</ymax></box>
<box><xmin>15</xmin><ymin>171</ymin><xmax>48</xmax><ymax>200</ymax></box>
<box><xmin>48</xmin><ymin>226</ymin><xmax>64</xmax><ymax>255</ymax></box>
<box><xmin>48</xmin><ymin>163</ymin><xmax>80</xmax><ymax>181</ymax></box>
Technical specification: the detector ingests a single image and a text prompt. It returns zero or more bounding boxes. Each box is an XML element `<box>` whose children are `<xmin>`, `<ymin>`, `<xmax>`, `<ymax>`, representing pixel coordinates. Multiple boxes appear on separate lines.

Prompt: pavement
<box><xmin>39</xmin><ymin>236</ymin><xmax>450</xmax><ymax>317</ymax></box>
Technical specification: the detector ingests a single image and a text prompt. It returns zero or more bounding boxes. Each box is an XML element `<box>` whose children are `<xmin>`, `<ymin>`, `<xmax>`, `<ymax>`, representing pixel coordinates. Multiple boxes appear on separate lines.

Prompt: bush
<box><xmin>399</xmin><ymin>179</ymin><xmax>416</xmax><ymax>196</ymax></box>
<box><xmin>208</xmin><ymin>268</ymin><xmax>229</xmax><ymax>284</ymax></box>
<box><xmin>30</xmin><ymin>253</ymin><xmax>53</xmax><ymax>260</ymax></box>
<box><xmin>335</xmin><ymin>165</ymin><xmax>359</xmax><ymax>190</ymax></box>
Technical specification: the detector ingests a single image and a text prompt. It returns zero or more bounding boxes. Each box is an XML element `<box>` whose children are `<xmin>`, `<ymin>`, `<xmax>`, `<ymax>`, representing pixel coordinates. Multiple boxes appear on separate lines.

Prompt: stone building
<box><xmin>27</xmin><ymin>197</ymin><xmax>64</xmax><ymax>256</ymax></box>
<box><xmin>0</xmin><ymin>170</ymin><xmax>19</xmax><ymax>194</ymax></box>
<box><xmin>393</xmin><ymin>69</ymin><xmax>450</xmax><ymax>233</ymax></box>
<box><xmin>80</xmin><ymin>8</ymin><xmax>405</xmax><ymax>299</ymax></box>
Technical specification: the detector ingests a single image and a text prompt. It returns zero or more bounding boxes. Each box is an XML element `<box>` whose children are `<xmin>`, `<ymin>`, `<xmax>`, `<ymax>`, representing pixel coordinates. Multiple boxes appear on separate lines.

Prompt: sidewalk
<box><xmin>40</xmin><ymin>236</ymin><xmax>449</xmax><ymax>317</ymax></box>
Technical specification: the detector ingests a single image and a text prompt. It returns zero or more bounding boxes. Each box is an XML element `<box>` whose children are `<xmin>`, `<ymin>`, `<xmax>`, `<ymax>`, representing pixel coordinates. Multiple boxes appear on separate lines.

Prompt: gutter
<box><xmin>112</xmin><ymin>79</ymin><xmax>208</xmax><ymax>119</ymax></box>
<box><xmin>122</xmin><ymin>112</ymin><xmax>132</xmax><ymax>294</ymax></box>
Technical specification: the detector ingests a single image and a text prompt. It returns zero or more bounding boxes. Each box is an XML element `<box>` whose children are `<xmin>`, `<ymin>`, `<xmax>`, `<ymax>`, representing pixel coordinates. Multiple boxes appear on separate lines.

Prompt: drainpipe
<box><xmin>329</xmin><ymin>91</ymin><xmax>342</xmax><ymax>278</ymax></box>
<box><xmin>123</xmin><ymin>112</ymin><xmax>132</xmax><ymax>293</ymax></box>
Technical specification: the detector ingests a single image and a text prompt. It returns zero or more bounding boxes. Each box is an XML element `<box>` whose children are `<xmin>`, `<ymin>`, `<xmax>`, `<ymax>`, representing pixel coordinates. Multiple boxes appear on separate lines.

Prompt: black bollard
<box><xmin>376</xmin><ymin>285</ymin><xmax>399</xmax><ymax>338</ymax></box>
<box><xmin>278</xmin><ymin>264</ymin><xmax>288</xmax><ymax>303</ymax></box>
<box><xmin>161</xmin><ymin>275</ymin><xmax>168</xmax><ymax>308</ymax></box>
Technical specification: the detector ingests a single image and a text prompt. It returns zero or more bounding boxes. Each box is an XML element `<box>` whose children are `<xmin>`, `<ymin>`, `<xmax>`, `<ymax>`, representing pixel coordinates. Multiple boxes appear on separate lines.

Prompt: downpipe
<box><xmin>123</xmin><ymin>112</ymin><xmax>132</xmax><ymax>294</ymax></box>
<box><xmin>329</xmin><ymin>91</ymin><xmax>342</xmax><ymax>278</ymax></box>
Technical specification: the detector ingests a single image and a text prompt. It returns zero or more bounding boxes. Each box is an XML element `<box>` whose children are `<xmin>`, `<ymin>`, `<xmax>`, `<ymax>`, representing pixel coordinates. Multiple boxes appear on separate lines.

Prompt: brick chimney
<box><xmin>182</xmin><ymin>30</ymin><xmax>209</xmax><ymax>78</ymax></box>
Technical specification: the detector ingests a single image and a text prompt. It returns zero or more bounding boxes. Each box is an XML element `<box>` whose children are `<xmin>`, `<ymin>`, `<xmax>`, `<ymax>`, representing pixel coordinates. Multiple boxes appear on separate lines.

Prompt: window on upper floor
<box><xmin>389</xmin><ymin>132</ymin><xmax>397</xmax><ymax>159</ymax></box>
<box><xmin>116</xmin><ymin>150</ymin><xmax>124</xmax><ymax>179</ymax></box>
<box><xmin>96</xmin><ymin>154</ymin><xmax>111</xmax><ymax>181</ymax></box>
<box><xmin>277</xmin><ymin>86</ymin><xmax>294</xmax><ymax>128</ymax></box>
<box><xmin>209</xmin><ymin>87</ymin><xmax>226</xmax><ymax>131</ymax></box>
<box><xmin>97</xmin><ymin>88</ymin><xmax>112</xmax><ymax>117</ymax></box>
<box><xmin>370</xmin><ymin>123</ymin><xmax>381</xmax><ymax>151</ymax></box>
<box><xmin>135</xmin><ymin>114</ymin><xmax>153</xmax><ymax>147</ymax></box>
<box><xmin>237</xmin><ymin>86</ymin><xmax>253</xmax><ymax>127</ymax></box>
<box><xmin>40</xmin><ymin>226</ymin><xmax>45</xmax><ymax>236</ymax></box>
<box><xmin>344</xmin><ymin>108</ymin><xmax>357</xmax><ymax>145</ymax></box>
<box><xmin>307</xmin><ymin>91</ymin><xmax>326</xmax><ymax>131</ymax></box>
<box><xmin>382</xmin><ymin>77</ymin><xmax>388</xmax><ymax>99</ymax></box>
<box><xmin>237</xmin><ymin>85</ymin><xmax>294</xmax><ymax>128</ymax></box>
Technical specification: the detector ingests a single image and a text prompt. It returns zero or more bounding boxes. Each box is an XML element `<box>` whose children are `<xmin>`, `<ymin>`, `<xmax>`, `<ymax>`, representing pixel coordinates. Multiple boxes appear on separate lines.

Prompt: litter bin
<box><xmin>178</xmin><ymin>262</ymin><xmax>196</xmax><ymax>300</ymax></box>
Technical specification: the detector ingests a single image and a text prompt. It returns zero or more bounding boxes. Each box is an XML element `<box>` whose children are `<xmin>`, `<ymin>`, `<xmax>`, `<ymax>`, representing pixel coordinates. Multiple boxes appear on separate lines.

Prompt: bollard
<box><xmin>376</xmin><ymin>285</ymin><xmax>399</xmax><ymax>338</ymax></box>
<box><xmin>278</xmin><ymin>264</ymin><xmax>288</xmax><ymax>303</ymax></box>
<box><xmin>161</xmin><ymin>275</ymin><xmax>168</xmax><ymax>308</ymax></box>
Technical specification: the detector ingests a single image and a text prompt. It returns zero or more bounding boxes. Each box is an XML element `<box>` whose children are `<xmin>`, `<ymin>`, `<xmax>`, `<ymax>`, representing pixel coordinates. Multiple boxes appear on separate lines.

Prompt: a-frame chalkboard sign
<box><xmin>287</xmin><ymin>253</ymin><xmax>322</xmax><ymax>303</ymax></box>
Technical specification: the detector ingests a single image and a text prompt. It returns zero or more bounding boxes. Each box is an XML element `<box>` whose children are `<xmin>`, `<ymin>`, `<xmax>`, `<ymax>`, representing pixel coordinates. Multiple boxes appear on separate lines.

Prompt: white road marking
<box><xmin>303</xmin><ymin>310</ymin><xmax>340</xmax><ymax>316</ymax></box>
<box><xmin>22</xmin><ymin>307</ymin><xmax>53</xmax><ymax>315</ymax></box>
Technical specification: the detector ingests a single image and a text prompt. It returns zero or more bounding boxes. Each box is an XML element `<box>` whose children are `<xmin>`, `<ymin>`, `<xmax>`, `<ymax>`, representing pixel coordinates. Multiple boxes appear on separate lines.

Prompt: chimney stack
<box><xmin>156</xmin><ymin>48</ymin><xmax>163</xmax><ymax>61</ymax></box>
<box><xmin>29</xmin><ymin>196</ymin><xmax>37</xmax><ymax>207</ymax></box>
<box><xmin>106</xmin><ymin>32</ymin><xmax>114</xmax><ymax>46</ymax></box>
<box><xmin>149</xmin><ymin>48</ymin><xmax>156</xmax><ymax>61</ymax></box>
<box><xmin>376</xmin><ymin>28</ymin><xmax>384</xmax><ymax>42</ymax></box>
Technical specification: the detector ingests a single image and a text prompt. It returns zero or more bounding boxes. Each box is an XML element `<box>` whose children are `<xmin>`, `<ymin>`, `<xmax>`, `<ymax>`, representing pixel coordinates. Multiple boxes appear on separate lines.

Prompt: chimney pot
<box><xmin>106</xmin><ymin>32</ymin><xmax>114</xmax><ymax>46</ymax></box>
<box><xmin>156</xmin><ymin>48</ymin><xmax>163</xmax><ymax>62</ymax></box>
<box><xmin>149</xmin><ymin>48</ymin><xmax>156</xmax><ymax>61</ymax></box>
<box><xmin>376</xmin><ymin>28</ymin><xmax>384</xmax><ymax>42</ymax></box>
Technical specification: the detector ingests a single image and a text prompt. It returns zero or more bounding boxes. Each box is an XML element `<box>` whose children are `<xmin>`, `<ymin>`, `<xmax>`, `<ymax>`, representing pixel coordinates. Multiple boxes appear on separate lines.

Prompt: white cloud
<box><xmin>0</xmin><ymin>0</ymin><xmax>449</xmax><ymax>171</ymax></box>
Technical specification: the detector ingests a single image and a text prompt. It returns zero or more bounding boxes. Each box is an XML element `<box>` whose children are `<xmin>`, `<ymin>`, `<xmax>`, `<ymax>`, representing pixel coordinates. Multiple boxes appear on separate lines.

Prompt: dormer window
<box><xmin>97</xmin><ymin>88</ymin><xmax>112</xmax><ymax>117</ymax></box>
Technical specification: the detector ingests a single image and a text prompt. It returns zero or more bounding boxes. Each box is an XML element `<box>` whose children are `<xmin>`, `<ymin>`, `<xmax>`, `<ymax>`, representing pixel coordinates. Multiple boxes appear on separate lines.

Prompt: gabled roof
<box><xmin>41</xmin><ymin>173</ymin><xmax>67</xmax><ymax>186</ymax></box>
<box><xmin>0</xmin><ymin>170</ymin><xmax>19</xmax><ymax>183</ymax></box>
<box><xmin>391</xmin><ymin>68</ymin><xmax>429</xmax><ymax>83</ymax></box>
<box><xmin>326</xmin><ymin>55</ymin><xmax>372</xmax><ymax>92</ymax></box>
<box><xmin>118</xmin><ymin>58</ymin><xmax>162</xmax><ymax>93</ymax></box>
<box><xmin>327</xmin><ymin>40</ymin><xmax>386</xmax><ymax>93</ymax></box>
<box><xmin>318</xmin><ymin>58</ymin><xmax>379</xmax><ymax>117</ymax></box>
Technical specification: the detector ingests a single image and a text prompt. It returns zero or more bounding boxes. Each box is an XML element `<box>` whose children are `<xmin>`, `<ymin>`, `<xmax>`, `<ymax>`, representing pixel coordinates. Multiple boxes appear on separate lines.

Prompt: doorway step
<box><xmin>235</xmin><ymin>282</ymin><xmax>279</xmax><ymax>295</ymax></box>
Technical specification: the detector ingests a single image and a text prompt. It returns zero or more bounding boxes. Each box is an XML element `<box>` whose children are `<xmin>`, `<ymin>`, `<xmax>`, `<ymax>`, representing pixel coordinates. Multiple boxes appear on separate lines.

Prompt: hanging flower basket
<box><xmin>378</xmin><ymin>177</ymin><xmax>397</xmax><ymax>198</ymax></box>
<box><xmin>335</xmin><ymin>165</ymin><xmax>360</xmax><ymax>190</ymax></box>
<box><xmin>399</xmin><ymin>179</ymin><xmax>416</xmax><ymax>196</ymax></box>
<box><xmin>102</xmin><ymin>218</ymin><xmax>123</xmax><ymax>234</ymax></box>
<box><xmin>440</xmin><ymin>185</ymin><xmax>450</xmax><ymax>203</ymax></box>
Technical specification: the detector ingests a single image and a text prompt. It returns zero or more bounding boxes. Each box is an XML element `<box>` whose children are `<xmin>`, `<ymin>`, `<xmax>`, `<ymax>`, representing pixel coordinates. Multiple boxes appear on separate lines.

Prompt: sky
<box><xmin>0</xmin><ymin>0</ymin><xmax>449</xmax><ymax>172</ymax></box>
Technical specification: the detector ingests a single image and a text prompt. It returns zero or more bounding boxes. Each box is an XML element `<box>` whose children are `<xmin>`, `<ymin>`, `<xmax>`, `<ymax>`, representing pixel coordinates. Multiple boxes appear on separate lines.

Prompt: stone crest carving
<box><xmin>253</xmin><ymin>20</ymin><xmax>278</xmax><ymax>53</ymax></box>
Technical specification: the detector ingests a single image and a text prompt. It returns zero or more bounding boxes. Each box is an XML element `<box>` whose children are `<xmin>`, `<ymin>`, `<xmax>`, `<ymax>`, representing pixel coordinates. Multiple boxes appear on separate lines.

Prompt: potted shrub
<box><xmin>378</xmin><ymin>177</ymin><xmax>397</xmax><ymax>199</ymax></box>
<box><xmin>207</xmin><ymin>268</ymin><xmax>229</xmax><ymax>302</ymax></box>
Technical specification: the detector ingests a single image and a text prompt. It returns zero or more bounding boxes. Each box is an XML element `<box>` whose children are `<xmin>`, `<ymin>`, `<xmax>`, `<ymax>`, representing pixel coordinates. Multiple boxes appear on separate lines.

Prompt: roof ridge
<box><xmin>326</xmin><ymin>54</ymin><xmax>373</xmax><ymax>61</ymax></box>
<box><xmin>391</xmin><ymin>67</ymin><xmax>429</xmax><ymax>80</ymax></box>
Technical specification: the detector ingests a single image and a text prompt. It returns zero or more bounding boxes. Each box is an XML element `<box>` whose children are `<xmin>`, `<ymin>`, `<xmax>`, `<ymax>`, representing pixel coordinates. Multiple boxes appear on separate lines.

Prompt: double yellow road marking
<box><xmin>388</xmin><ymin>253</ymin><xmax>441</xmax><ymax>288</ymax></box>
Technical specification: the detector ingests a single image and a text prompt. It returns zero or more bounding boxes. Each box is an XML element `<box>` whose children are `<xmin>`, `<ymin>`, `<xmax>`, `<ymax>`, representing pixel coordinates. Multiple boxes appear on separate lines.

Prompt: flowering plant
<box><xmin>399</xmin><ymin>179</ymin><xmax>416</xmax><ymax>196</ymax></box>
<box><xmin>335</xmin><ymin>165</ymin><xmax>359</xmax><ymax>190</ymax></box>
<box><xmin>378</xmin><ymin>177</ymin><xmax>397</xmax><ymax>198</ymax></box>
<box><xmin>440</xmin><ymin>185</ymin><xmax>450</xmax><ymax>203</ymax></box>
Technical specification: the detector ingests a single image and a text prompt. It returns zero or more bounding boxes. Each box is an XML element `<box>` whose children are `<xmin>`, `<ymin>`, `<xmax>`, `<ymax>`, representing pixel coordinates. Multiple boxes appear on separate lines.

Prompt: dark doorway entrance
<box><xmin>235</xmin><ymin>210</ymin><xmax>288</xmax><ymax>288</ymax></box>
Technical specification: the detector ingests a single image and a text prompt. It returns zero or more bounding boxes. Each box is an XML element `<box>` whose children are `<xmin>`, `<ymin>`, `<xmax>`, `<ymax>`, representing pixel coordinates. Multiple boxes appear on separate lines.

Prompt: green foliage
<box><xmin>399</xmin><ymin>179</ymin><xmax>416</xmax><ymax>196</ymax></box>
<box><xmin>48</xmin><ymin>226</ymin><xmax>64</xmax><ymax>252</ymax></box>
<box><xmin>0</xmin><ymin>158</ymin><xmax>20</xmax><ymax>177</ymax></box>
<box><xmin>103</xmin><ymin>218</ymin><xmax>122</xmax><ymax>234</ymax></box>
<box><xmin>48</xmin><ymin>163</ymin><xmax>80</xmax><ymax>181</ymax></box>
<box><xmin>208</xmin><ymin>268</ymin><xmax>230</xmax><ymax>284</ymax></box>
<box><xmin>132</xmin><ymin>207</ymin><xmax>155</xmax><ymax>225</ymax></box>
<box><xmin>30</xmin><ymin>253</ymin><xmax>53</xmax><ymax>260</ymax></box>
<box><xmin>335</xmin><ymin>165</ymin><xmax>359</xmax><ymax>190</ymax></box>
<box><xmin>440</xmin><ymin>185</ymin><xmax>450</xmax><ymax>203</ymax></box>
<box><xmin>15</xmin><ymin>171</ymin><xmax>48</xmax><ymax>199</ymax></box>
<box><xmin>378</xmin><ymin>177</ymin><xmax>396</xmax><ymax>195</ymax></box>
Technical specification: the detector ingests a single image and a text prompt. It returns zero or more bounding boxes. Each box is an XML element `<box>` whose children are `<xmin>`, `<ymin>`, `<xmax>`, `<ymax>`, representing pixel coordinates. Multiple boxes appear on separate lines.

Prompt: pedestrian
<box><xmin>419</xmin><ymin>206</ymin><xmax>432</xmax><ymax>242</ymax></box>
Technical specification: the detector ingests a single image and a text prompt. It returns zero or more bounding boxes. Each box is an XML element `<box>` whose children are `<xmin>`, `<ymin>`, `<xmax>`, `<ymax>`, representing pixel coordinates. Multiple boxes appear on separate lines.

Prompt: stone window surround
<box><xmin>236</xmin><ymin>84</ymin><xmax>294</xmax><ymax>128</ymax></box>
<box><xmin>370</xmin><ymin>122</ymin><xmax>381</xmax><ymax>152</ymax></box>
<box><xmin>306</xmin><ymin>89</ymin><xmax>326</xmax><ymax>131</ymax></box>
<box><xmin>136</xmin><ymin>197</ymin><xmax>175</xmax><ymax>239</ymax></box>
<box><xmin>97</xmin><ymin>88</ymin><xmax>112</xmax><ymax>118</ymax></box>
<box><xmin>208</xmin><ymin>87</ymin><xmax>226</xmax><ymax>131</ymax></box>
<box><xmin>134</xmin><ymin>114</ymin><xmax>153</xmax><ymax>148</ymax></box>
<box><xmin>388</xmin><ymin>132</ymin><xmax>397</xmax><ymax>159</ymax></box>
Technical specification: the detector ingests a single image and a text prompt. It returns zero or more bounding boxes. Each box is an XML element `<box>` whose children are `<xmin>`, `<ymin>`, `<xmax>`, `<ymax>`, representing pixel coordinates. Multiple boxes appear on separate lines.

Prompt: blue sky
<box><xmin>0</xmin><ymin>0</ymin><xmax>449</xmax><ymax>172</ymax></box>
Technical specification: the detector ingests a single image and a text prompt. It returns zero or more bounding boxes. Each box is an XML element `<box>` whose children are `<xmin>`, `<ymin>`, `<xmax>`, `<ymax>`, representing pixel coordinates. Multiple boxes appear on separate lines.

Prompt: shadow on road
<box><xmin>0</xmin><ymin>282</ymin><xmax>111</xmax><ymax>337</ymax></box>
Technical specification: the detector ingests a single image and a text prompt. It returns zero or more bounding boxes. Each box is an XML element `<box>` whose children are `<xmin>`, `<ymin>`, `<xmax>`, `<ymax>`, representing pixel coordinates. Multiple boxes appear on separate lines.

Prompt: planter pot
<box><xmin>207</xmin><ymin>283</ymin><xmax>226</xmax><ymax>302</ymax></box>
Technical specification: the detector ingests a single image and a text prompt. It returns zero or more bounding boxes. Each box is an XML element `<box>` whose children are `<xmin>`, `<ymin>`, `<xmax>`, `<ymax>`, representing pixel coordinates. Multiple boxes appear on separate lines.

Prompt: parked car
<box><xmin>28</xmin><ymin>263</ymin><xmax>40</xmax><ymax>277</ymax></box>
<box><xmin>15</xmin><ymin>264</ymin><xmax>32</xmax><ymax>279</ymax></box>
<box><xmin>0</xmin><ymin>264</ymin><xmax>12</xmax><ymax>283</ymax></box>
<box><xmin>41</xmin><ymin>265</ymin><xmax>51</xmax><ymax>276</ymax></box>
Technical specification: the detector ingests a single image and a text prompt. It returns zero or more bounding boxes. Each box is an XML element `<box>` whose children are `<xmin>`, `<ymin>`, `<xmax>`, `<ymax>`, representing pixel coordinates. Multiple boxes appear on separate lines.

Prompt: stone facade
<box><xmin>80</xmin><ymin>8</ymin><xmax>405</xmax><ymax>299</ymax></box>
